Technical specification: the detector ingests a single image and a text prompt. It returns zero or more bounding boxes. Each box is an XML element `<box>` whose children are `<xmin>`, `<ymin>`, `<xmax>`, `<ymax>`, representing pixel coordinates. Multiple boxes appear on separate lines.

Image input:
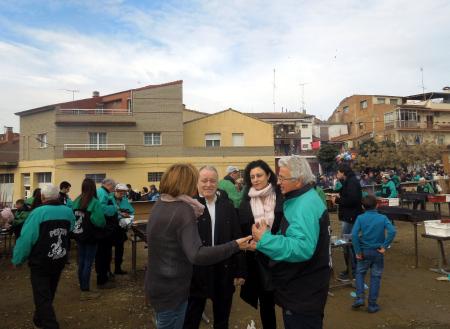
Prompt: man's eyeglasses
<box><xmin>277</xmin><ymin>176</ymin><xmax>298</xmax><ymax>182</ymax></box>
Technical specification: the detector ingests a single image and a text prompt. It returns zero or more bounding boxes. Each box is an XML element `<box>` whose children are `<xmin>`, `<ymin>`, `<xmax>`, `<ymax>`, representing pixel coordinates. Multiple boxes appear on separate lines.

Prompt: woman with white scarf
<box><xmin>239</xmin><ymin>160</ymin><xmax>284</xmax><ymax>329</ymax></box>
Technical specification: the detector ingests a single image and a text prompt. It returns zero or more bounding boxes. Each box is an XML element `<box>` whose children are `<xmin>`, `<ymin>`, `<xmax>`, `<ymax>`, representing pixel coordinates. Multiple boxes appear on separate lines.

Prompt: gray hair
<box><xmin>40</xmin><ymin>184</ymin><xmax>60</xmax><ymax>201</ymax></box>
<box><xmin>102</xmin><ymin>178</ymin><xmax>116</xmax><ymax>186</ymax></box>
<box><xmin>198</xmin><ymin>165</ymin><xmax>219</xmax><ymax>177</ymax></box>
<box><xmin>278</xmin><ymin>155</ymin><xmax>315</xmax><ymax>185</ymax></box>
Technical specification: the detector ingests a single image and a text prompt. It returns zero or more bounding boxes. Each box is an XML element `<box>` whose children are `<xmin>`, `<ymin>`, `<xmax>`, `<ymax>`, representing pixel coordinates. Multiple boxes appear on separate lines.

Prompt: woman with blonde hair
<box><xmin>145</xmin><ymin>163</ymin><xmax>252</xmax><ymax>329</ymax></box>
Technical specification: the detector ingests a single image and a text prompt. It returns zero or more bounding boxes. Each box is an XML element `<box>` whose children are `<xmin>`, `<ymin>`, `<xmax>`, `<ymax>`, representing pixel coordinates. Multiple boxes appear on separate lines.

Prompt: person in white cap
<box><xmin>376</xmin><ymin>175</ymin><xmax>398</xmax><ymax>198</ymax></box>
<box><xmin>111</xmin><ymin>183</ymin><xmax>135</xmax><ymax>275</ymax></box>
<box><xmin>218</xmin><ymin>166</ymin><xmax>243</xmax><ymax>210</ymax></box>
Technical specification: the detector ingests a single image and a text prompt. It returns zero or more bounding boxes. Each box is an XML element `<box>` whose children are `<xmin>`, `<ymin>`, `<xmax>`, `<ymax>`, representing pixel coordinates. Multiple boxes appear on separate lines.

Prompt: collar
<box><xmin>284</xmin><ymin>184</ymin><xmax>313</xmax><ymax>201</ymax></box>
<box><xmin>198</xmin><ymin>193</ymin><xmax>218</xmax><ymax>205</ymax></box>
<box><xmin>43</xmin><ymin>200</ymin><xmax>62</xmax><ymax>206</ymax></box>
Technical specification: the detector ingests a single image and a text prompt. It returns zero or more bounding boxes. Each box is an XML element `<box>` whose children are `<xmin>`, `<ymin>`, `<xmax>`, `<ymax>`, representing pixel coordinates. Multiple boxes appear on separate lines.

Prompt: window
<box><xmin>144</xmin><ymin>132</ymin><xmax>161</xmax><ymax>146</ymax></box>
<box><xmin>38</xmin><ymin>133</ymin><xmax>48</xmax><ymax>148</ymax></box>
<box><xmin>89</xmin><ymin>132</ymin><xmax>106</xmax><ymax>149</ymax></box>
<box><xmin>390</xmin><ymin>98</ymin><xmax>399</xmax><ymax>105</ymax></box>
<box><xmin>127</xmin><ymin>98</ymin><xmax>132</xmax><ymax>111</ymax></box>
<box><xmin>360</xmin><ymin>100</ymin><xmax>368</xmax><ymax>109</ymax></box>
<box><xmin>148</xmin><ymin>172</ymin><xmax>164</xmax><ymax>182</ymax></box>
<box><xmin>0</xmin><ymin>174</ymin><xmax>14</xmax><ymax>183</ymax></box>
<box><xmin>437</xmin><ymin>135</ymin><xmax>445</xmax><ymax>145</ymax></box>
<box><xmin>232</xmin><ymin>133</ymin><xmax>244</xmax><ymax>146</ymax></box>
<box><xmin>301</xmin><ymin>124</ymin><xmax>308</xmax><ymax>128</ymax></box>
<box><xmin>205</xmin><ymin>133</ymin><xmax>221</xmax><ymax>147</ymax></box>
<box><xmin>85</xmin><ymin>173</ymin><xmax>106</xmax><ymax>184</ymax></box>
<box><xmin>343</xmin><ymin>106</ymin><xmax>349</xmax><ymax>113</ymax></box>
<box><xmin>302</xmin><ymin>144</ymin><xmax>309</xmax><ymax>149</ymax></box>
<box><xmin>376</xmin><ymin>97</ymin><xmax>386</xmax><ymax>104</ymax></box>
<box><xmin>37</xmin><ymin>172</ymin><xmax>52</xmax><ymax>184</ymax></box>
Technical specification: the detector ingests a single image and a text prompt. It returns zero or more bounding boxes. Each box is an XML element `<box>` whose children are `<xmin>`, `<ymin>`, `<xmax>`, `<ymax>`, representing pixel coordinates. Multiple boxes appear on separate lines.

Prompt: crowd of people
<box><xmin>3</xmin><ymin>156</ymin><xmax>407</xmax><ymax>329</ymax></box>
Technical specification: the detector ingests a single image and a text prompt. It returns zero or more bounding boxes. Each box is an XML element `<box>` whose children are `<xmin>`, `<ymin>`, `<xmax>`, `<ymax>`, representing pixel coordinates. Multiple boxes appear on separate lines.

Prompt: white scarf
<box><xmin>248</xmin><ymin>183</ymin><xmax>276</xmax><ymax>227</ymax></box>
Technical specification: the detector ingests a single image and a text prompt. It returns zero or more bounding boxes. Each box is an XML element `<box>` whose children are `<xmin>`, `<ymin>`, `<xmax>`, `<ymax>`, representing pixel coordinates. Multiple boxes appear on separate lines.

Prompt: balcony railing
<box><xmin>384</xmin><ymin>121</ymin><xmax>448</xmax><ymax>130</ymax></box>
<box><xmin>63</xmin><ymin>144</ymin><xmax>127</xmax><ymax>162</ymax></box>
<box><xmin>57</xmin><ymin>109</ymin><xmax>132</xmax><ymax>115</ymax></box>
<box><xmin>64</xmin><ymin>144</ymin><xmax>126</xmax><ymax>150</ymax></box>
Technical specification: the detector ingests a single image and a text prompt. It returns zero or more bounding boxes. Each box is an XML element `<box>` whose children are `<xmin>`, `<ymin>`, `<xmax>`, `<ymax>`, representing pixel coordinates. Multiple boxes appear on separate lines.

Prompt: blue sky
<box><xmin>1</xmin><ymin>0</ymin><xmax>449</xmax><ymax>129</ymax></box>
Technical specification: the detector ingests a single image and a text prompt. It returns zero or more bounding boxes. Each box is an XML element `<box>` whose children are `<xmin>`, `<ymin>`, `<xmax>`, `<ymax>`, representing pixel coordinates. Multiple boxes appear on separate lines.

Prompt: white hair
<box><xmin>198</xmin><ymin>165</ymin><xmax>219</xmax><ymax>177</ymax></box>
<box><xmin>102</xmin><ymin>178</ymin><xmax>116</xmax><ymax>186</ymax></box>
<box><xmin>278</xmin><ymin>155</ymin><xmax>315</xmax><ymax>185</ymax></box>
<box><xmin>40</xmin><ymin>184</ymin><xmax>60</xmax><ymax>201</ymax></box>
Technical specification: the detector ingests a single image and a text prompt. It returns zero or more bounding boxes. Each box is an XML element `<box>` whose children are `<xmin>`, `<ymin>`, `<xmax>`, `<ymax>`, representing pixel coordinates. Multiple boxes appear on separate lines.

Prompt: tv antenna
<box><xmin>273</xmin><ymin>68</ymin><xmax>276</xmax><ymax>112</ymax></box>
<box><xmin>59</xmin><ymin>89</ymin><xmax>80</xmax><ymax>101</ymax></box>
<box><xmin>420</xmin><ymin>67</ymin><xmax>426</xmax><ymax>100</ymax></box>
<box><xmin>299</xmin><ymin>82</ymin><xmax>308</xmax><ymax>112</ymax></box>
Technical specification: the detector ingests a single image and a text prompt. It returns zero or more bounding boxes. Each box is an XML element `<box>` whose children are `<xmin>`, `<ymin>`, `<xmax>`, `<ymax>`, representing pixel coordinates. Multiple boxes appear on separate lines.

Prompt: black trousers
<box><xmin>259</xmin><ymin>290</ymin><xmax>276</xmax><ymax>329</ymax></box>
<box><xmin>30</xmin><ymin>267</ymin><xmax>63</xmax><ymax>329</ymax></box>
<box><xmin>95</xmin><ymin>239</ymin><xmax>112</xmax><ymax>285</ymax></box>
<box><xmin>112</xmin><ymin>229</ymin><xmax>127</xmax><ymax>272</ymax></box>
<box><xmin>183</xmin><ymin>292</ymin><xmax>234</xmax><ymax>329</ymax></box>
<box><xmin>283</xmin><ymin>309</ymin><xmax>323</xmax><ymax>329</ymax></box>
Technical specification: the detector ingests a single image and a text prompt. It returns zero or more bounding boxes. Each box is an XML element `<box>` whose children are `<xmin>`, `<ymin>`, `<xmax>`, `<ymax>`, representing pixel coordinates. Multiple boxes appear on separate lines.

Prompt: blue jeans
<box><xmin>155</xmin><ymin>301</ymin><xmax>188</xmax><ymax>329</ymax></box>
<box><xmin>77</xmin><ymin>242</ymin><xmax>97</xmax><ymax>291</ymax></box>
<box><xmin>341</xmin><ymin>221</ymin><xmax>356</xmax><ymax>275</ymax></box>
<box><xmin>355</xmin><ymin>249</ymin><xmax>384</xmax><ymax>305</ymax></box>
<box><xmin>283</xmin><ymin>309</ymin><xmax>323</xmax><ymax>329</ymax></box>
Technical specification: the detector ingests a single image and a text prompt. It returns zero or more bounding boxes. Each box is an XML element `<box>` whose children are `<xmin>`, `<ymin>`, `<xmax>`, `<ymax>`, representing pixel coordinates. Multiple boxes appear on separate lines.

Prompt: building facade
<box><xmin>6</xmin><ymin>81</ymin><xmax>274</xmax><ymax>201</ymax></box>
<box><xmin>328</xmin><ymin>94</ymin><xmax>403</xmax><ymax>147</ymax></box>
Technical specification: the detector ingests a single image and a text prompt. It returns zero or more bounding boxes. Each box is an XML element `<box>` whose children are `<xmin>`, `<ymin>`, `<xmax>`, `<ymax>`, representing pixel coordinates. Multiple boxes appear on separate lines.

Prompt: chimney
<box><xmin>92</xmin><ymin>91</ymin><xmax>100</xmax><ymax>98</ymax></box>
<box><xmin>4</xmin><ymin>126</ymin><xmax>14</xmax><ymax>142</ymax></box>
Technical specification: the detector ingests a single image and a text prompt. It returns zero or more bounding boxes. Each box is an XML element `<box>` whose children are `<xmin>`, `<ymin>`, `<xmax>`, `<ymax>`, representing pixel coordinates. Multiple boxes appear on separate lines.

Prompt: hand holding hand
<box><xmin>236</xmin><ymin>236</ymin><xmax>253</xmax><ymax>250</ymax></box>
<box><xmin>252</xmin><ymin>221</ymin><xmax>268</xmax><ymax>242</ymax></box>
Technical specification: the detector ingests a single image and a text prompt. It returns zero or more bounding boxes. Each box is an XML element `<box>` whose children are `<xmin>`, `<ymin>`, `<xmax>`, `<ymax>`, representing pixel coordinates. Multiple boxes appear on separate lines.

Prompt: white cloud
<box><xmin>0</xmin><ymin>0</ymin><xmax>449</xmax><ymax>130</ymax></box>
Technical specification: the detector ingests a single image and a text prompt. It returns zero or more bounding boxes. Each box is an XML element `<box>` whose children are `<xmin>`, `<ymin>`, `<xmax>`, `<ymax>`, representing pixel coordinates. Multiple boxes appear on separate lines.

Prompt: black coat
<box><xmin>239</xmin><ymin>186</ymin><xmax>284</xmax><ymax>309</ymax></box>
<box><xmin>189</xmin><ymin>190</ymin><xmax>246</xmax><ymax>299</ymax></box>
<box><xmin>337</xmin><ymin>172</ymin><xmax>363</xmax><ymax>223</ymax></box>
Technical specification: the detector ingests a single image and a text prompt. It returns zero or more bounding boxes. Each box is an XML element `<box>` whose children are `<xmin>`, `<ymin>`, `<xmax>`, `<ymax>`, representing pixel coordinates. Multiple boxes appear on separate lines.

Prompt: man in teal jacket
<box><xmin>376</xmin><ymin>175</ymin><xmax>398</xmax><ymax>198</ymax></box>
<box><xmin>111</xmin><ymin>183</ymin><xmax>135</xmax><ymax>274</ymax></box>
<box><xmin>95</xmin><ymin>178</ymin><xmax>118</xmax><ymax>288</ymax></box>
<box><xmin>251</xmin><ymin>155</ymin><xmax>330</xmax><ymax>329</ymax></box>
<box><xmin>12</xmin><ymin>184</ymin><xmax>75</xmax><ymax>329</ymax></box>
<box><xmin>218</xmin><ymin>166</ymin><xmax>243</xmax><ymax>209</ymax></box>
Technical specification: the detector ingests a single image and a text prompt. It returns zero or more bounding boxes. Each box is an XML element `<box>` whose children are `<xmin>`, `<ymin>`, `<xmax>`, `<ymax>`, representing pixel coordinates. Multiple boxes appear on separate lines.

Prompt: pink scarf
<box><xmin>248</xmin><ymin>183</ymin><xmax>276</xmax><ymax>227</ymax></box>
<box><xmin>160</xmin><ymin>194</ymin><xmax>205</xmax><ymax>217</ymax></box>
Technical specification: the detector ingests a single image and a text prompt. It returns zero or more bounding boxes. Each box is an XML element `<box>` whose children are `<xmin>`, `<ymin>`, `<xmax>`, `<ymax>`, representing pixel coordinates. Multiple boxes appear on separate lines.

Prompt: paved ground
<box><xmin>1</xmin><ymin>211</ymin><xmax>449</xmax><ymax>329</ymax></box>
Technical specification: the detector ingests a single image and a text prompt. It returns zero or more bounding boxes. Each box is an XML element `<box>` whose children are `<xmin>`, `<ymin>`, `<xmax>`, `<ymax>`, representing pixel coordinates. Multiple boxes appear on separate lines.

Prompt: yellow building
<box><xmin>1</xmin><ymin>82</ymin><xmax>274</xmax><ymax>203</ymax></box>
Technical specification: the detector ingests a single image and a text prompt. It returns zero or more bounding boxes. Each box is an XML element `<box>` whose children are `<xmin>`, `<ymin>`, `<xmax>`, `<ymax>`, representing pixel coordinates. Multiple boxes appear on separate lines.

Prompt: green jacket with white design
<box><xmin>256</xmin><ymin>185</ymin><xmax>330</xmax><ymax>314</ymax></box>
<box><xmin>12</xmin><ymin>202</ymin><xmax>76</xmax><ymax>268</ymax></box>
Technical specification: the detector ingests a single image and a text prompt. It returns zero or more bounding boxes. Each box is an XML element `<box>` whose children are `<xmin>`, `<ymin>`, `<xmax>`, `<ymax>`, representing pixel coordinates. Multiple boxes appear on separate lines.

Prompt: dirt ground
<box><xmin>1</xmin><ymin>211</ymin><xmax>449</xmax><ymax>329</ymax></box>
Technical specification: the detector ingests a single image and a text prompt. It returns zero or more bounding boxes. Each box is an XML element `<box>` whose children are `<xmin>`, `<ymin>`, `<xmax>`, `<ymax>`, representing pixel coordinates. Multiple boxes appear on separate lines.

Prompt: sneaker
<box><xmin>80</xmin><ymin>291</ymin><xmax>101</xmax><ymax>301</ymax></box>
<box><xmin>97</xmin><ymin>281</ymin><xmax>116</xmax><ymax>289</ymax></box>
<box><xmin>114</xmin><ymin>269</ymin><xmax>128</xmax><ymax>275</ymax></box>
<box><xmin>368</xmin><ymin>303</ymin><xmax>380</xmax><ymax>313</ymax></box>
<box><xmin>352</xmin><ymin>298</ymin><xmax>365</xmax><ymax>309</ymax></box>
<box><xmin>337</xmin><ymin>271</ymin><xmax>350</xmax><ymax>282</ymax></box>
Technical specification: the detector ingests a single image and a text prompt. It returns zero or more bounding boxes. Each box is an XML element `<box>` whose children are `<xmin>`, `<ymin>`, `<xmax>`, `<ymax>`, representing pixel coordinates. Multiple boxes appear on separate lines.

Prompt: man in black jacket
<box><xmin>183</xmin><ymin>165</ymin><xmax>246</xmax><ymax>329</ymax></box>
<box><xmin>332</xmin><ymin>163</ymin><xmax>363</xmax><ymax>280</ymax></box>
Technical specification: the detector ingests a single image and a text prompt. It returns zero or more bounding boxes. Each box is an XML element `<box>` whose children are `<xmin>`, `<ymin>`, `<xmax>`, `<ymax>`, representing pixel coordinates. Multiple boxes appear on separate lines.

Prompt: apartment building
<box><xmin>8</xmin><ymin>81</ymin><xmax>274</xmax><ymax>200</ymax></box>
<box><xmin>384</xmin><ymin>90</ymin><xmax>450</xmax><ymax>145</ymax></box>
<box><xmin>0</xmin><ymin>127</ymin><xmax>19</xmax><ymax>206</ymax></box>
<box><xmin>328</xmin><ymin>94</ymin><xmax>403</xmax><ymax>147</ymax></box>
<box><xmin>246</xmin><ymin>112</ymin><xmax>315</xmax><ymax>155</ymax></box>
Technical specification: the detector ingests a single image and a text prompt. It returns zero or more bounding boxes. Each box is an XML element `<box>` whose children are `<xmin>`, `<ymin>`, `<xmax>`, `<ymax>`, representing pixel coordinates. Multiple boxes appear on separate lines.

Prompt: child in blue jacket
<box><xmin>351</xmin><ymin>195</ymin><xmax>396</xmax><ymax>313</ymax></box>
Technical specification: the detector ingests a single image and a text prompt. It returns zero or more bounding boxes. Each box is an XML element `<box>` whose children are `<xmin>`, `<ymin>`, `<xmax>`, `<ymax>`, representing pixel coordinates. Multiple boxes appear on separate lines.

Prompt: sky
<box><xmin>1</xmin><ymin>0</ymin><xmax>449</xmax><ymax>130</ymax></box>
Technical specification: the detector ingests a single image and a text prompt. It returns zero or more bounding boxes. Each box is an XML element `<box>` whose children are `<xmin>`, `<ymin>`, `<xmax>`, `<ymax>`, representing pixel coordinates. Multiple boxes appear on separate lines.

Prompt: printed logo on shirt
<box><xmin>73</xmin><ymin>210</ymin><xmax>84</xmax><ymax>234</ymax></box>
<box><xmin>47</xmin><ymin>228</ymin><xmax>67</xmax><ymax>260</ymax></box>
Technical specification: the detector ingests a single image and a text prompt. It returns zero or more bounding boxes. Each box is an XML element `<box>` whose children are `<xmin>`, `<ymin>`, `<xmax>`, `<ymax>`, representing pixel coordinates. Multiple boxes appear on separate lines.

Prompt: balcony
<box><xmin>55</xmin><ymin>109</ymin><xmax>136</xmax><ymax>126</ymax></box>
<box><xmin>384</xmin><ymin>121</ymin><xmax>450</xmax><ymax>131</ymax></box>
<box><xmin>63</xmin><ymin>144</ymin><xmax>126</xmax><ymax>162</ymax></box>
